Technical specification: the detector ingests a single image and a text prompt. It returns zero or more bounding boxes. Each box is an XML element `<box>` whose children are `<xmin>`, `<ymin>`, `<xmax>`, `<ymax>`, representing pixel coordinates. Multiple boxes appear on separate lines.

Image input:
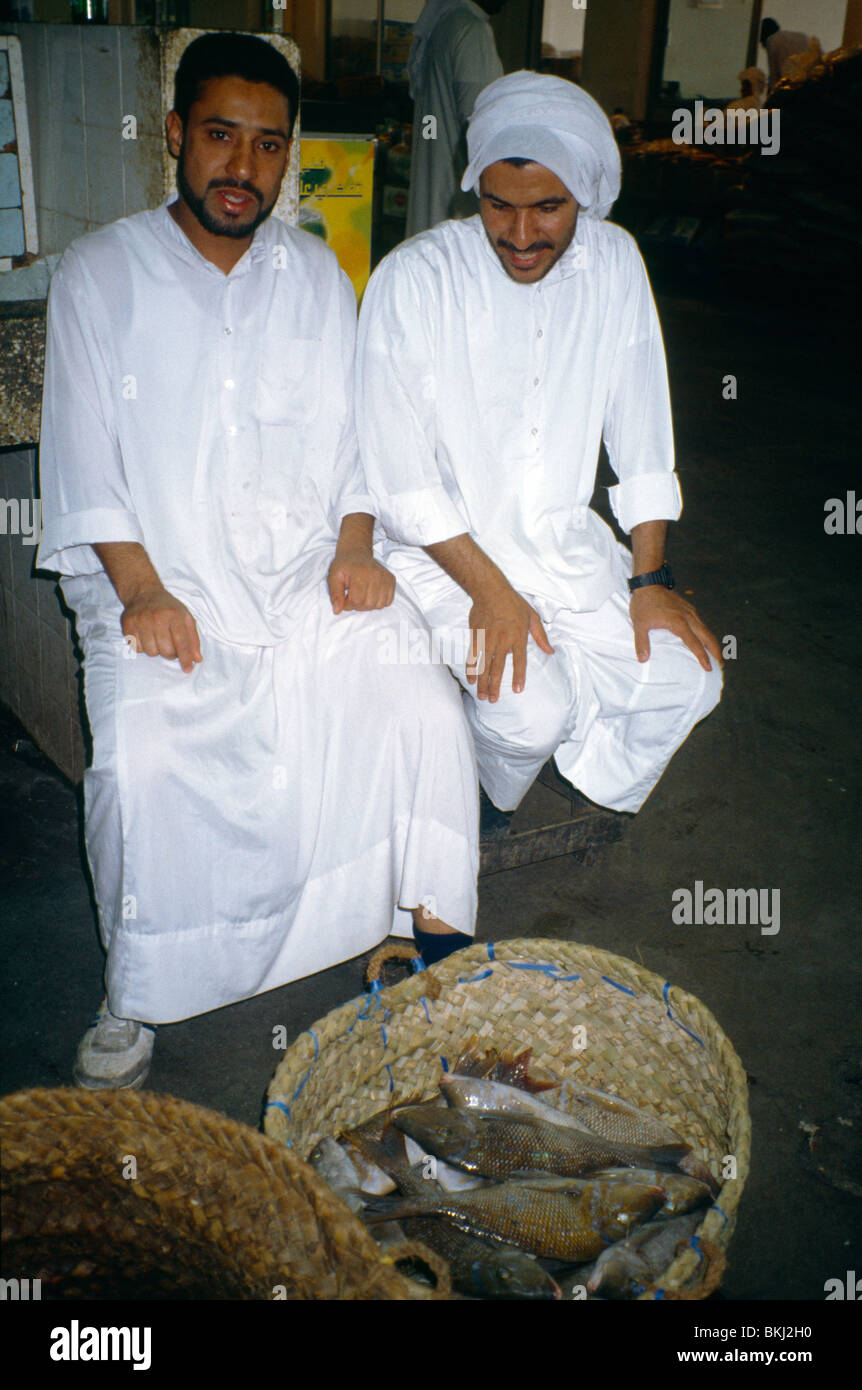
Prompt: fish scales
<box><xmin>395</xmin><ymin>1104</ymin><xmax>685</xmax><ymax>1179</ymax></box>
<box><xmin>367</xmin><ymin>1179</ymin><xmax>665</xmax><ymax>1262</ymax></box>
<box><xmin>553</xmin><ymin>1081</ymin><xmax>688</xmax><ymax>1151</ymax></box>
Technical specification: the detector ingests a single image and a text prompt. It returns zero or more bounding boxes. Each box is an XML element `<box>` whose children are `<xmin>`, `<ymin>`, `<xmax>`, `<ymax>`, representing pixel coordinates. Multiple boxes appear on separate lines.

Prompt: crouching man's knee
<box><xmin>465</xmin><ymin>653</ymin><xmax>574</xmax><ymax>762</ymax></box>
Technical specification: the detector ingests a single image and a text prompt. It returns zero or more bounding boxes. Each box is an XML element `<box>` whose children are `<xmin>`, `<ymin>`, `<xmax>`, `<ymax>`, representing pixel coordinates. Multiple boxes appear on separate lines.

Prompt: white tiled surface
<box><xmin>9</xmin><ymin>23</ymin><xmax>165</xmax><ymax>257</ymax></box>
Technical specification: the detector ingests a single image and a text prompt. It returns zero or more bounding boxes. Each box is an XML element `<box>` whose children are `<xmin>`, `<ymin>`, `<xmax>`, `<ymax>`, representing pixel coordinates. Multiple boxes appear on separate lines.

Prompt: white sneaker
<box><xmin>73</xmin><ymin>999</ymin><xmax>156</xmax><ymax>1091</ymax></box>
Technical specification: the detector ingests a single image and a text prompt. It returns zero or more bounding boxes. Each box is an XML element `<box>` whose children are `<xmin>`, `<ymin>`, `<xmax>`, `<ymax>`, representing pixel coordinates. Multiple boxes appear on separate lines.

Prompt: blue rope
<box><xmin>384</xmin><ymin>1063</ymin><xmax>394</xmax><ymax>1092</ymax></box>
<box><xmin>457</xmin><ymin>968</ymin><xmax>494</xmax><ymax>983</ymax></box>
<box><xmin>662</xmin><ymin>982</ymin><xmax>705</xmax><ymax>1046</ymax></box>
<box><xmin>419</xmin><ymin>996</ymin><xmax>432</xmax><ymax>1023</ymax></box>
<box><xmin>506</xmin><ymin>961</ymin><xmax>581</xmax><ymax>981</ymax></box>
<box><xmin>601</xmin><ymin>974</ymin><xmax>635</xmax><ymax>995</ymax></box>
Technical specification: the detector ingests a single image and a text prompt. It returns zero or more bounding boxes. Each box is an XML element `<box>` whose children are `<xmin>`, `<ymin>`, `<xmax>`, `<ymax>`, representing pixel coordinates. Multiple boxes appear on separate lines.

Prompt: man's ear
<box><xmin>166</xmin><ymin>110</ymin><xmax>183</xmax><ymax>161</ymax></box>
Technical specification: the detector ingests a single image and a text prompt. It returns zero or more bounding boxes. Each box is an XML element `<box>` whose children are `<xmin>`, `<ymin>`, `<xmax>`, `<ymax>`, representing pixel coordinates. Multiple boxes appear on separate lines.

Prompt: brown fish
<box><xmin>364</xmin><ymin>1175</ymin><xmax>665</xmax><ymax>1262</ymax></box>
<box><xmin>355</xmin><ymin>1131</ymin><xmax>561</xmax><ymax>1300</ymax></box>
<box><xmin>394</xmin><ymin>1104</ymin><xmax>689</xmax><ymax>1181</ymax></box>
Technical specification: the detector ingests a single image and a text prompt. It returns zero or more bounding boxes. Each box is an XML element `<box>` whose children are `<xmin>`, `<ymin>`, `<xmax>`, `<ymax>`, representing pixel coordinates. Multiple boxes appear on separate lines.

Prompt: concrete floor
<box><xmin>1</xmin><ymin>284</ymin><xmax>859</xmax><ymax>1302</ymax></box>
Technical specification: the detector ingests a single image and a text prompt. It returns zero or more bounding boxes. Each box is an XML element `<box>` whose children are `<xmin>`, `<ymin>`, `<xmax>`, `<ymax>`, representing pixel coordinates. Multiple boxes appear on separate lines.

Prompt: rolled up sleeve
<box><xmin>356</xmin><ymin>253</ymin><xmax>469</xmax><ymax>547</ymax></box>
<box><xmin>36</xmin><ymin>248</ymin><xmax>143</xmax><ymax>576</ymax></box>
<box><xmin>603</xmin><ymin>242</ymin><xmax>682</xmax><ymax>534</ymax></box>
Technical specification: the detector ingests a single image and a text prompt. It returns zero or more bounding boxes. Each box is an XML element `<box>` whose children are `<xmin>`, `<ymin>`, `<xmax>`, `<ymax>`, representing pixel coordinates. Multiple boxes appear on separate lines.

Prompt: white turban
<box><xmin>460</xmin><ymin>71</ymin><xmax>621</xmax><ymax>220</ymax></box>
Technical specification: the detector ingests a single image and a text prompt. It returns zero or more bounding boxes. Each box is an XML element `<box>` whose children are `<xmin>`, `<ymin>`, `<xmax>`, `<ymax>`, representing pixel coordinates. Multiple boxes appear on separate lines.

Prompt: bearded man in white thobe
<box><xmin>357</xmin><ymin>72</ymin><xmax>723</xmax><ymax>829</ymax></box>
<box><xmin>36</xmin><ymin>33</ymin><xmax>479</xmax><ymax>1090</ymax></box>
<box><xmin>406</xmin><ymin>0</ymin><xmax>507</xmax><ymax>238</ymax></box>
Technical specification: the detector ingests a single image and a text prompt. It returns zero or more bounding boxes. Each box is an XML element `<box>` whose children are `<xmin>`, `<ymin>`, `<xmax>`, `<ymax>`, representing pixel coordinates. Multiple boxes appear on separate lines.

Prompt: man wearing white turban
<box><xmin>406</xmin><ymin>0</ymin><xmax>506</xmax><ymax>238</ymax></box>
<box><xmin>356</xmin><ymin>72</ymin><xmax>722</xmax><ymax>827</ymax></box>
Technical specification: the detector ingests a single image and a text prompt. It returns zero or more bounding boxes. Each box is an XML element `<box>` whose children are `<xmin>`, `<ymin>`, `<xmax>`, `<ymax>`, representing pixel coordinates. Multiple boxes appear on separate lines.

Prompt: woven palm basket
<box><xmin>0</xmin><ymin>1087</ymin><xmax>416</xmax><ymax>1300</ymax></box>
<box><xmin>265</xmin><ymin>937</ymin><xmax>750</xmax><ymax>1300</ymax></box>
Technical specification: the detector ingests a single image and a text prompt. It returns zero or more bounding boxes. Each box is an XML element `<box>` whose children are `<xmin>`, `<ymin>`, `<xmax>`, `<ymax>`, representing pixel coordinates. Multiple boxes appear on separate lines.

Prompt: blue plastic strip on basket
<box><xmin>441</xmin><ymin>1056</ymin><xmax>449</xmax><ymax>1072</ymax></box>
<box><xmin>662</xmin><ymin>981</ymin><xmax>705</xmax><ymax>1046</ymax></box>
<box><xmin>410</xmin><ymin>956</ymin><xmax>426</xmax><ymax>974</ymax></box>
<box><xmin>380</xmin><ymin>1023</ymin><xmax>388</xmax><ymax>1049</ymax></box>
<box><xmin>291</xmin><ymin>1029</ymin><xmax>321</xmax><ymax>1103</ymax></box>
<box><xmin>505</xmin><ymin>961</ymin><xmax>581</xmax><ymax>982</ymax></box>
<box><xmin>419</xmin><ymin>996</ymin><xmax>432</xmax><ymax>1023</ymax></box>
<box><xmin>384</xmin><ymin>1063</ymin><xmax>394</xmax><ymax>1092</ymax></box>
<box><xmin>689</xmin><ymin>1235</ymin><xmax>705</xmax><ymax>1260</ymax></box>
<box><xmin>601</xmin><ymin>974</ymin><xmax>635</xmax><ymax>995</ymax></box>
<box><xmin>264</xmin><ymin>1099</ymin><xmax>293</xmax><ymax>1146</ymax></box>
<box><xmin>345</xmin><ymin>988</ymin><xmax>382</xmax><ymax>1035</ymax></box>
<box><xmin>457</xmin><ymin>968</ymin><xmax>494</xmax><ymax>983</ymax></box>
<box><xmin>487</xmin><ymin>942</ymin><xmax>496</xmax><ymax>960</ymax></box>
<box><xmin>711</xmin><ymin>1204</ymin><xmax>728</xmax><ymax>1230</ymax></box>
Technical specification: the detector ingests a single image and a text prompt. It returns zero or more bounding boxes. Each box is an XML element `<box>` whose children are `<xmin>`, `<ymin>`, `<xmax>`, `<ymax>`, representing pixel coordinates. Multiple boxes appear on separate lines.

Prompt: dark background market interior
<box><xmin>1</xmin><ymin>0</ymin><xmax>860</xmax><ymax>1305</ymax></box>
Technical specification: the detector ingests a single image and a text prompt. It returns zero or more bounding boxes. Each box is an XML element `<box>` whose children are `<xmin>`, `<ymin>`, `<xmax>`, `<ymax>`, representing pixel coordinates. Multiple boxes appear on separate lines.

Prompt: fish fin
<box><xmin>677</xmin><ymin>1153</ymin><xmax>721</xmax><ymax>1195</ymax></box>
<box><xmin>361</xmin><ymin>1194</ymin><xmax>433</xmax><ymax>1224</ymax></box>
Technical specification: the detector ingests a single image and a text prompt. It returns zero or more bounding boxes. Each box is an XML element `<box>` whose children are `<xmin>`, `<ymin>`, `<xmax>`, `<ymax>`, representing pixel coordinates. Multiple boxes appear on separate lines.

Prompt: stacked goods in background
<box><xmin>614</xmin><ymin>48</ymin><xmax>861</xmax><ymax>310</ymax></box>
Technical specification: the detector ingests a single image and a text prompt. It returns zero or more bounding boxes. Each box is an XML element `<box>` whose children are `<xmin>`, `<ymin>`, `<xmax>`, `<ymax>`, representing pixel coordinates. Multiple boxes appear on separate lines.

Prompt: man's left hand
<box><xmin>630</xmin><ymin>586</ymin><xmax>722</xmax><ymax>671</ymax></box>
<box><xmin>328</xmin><ymin>548</ymin><xmax>396</xmax><ymax>613</ymax></box>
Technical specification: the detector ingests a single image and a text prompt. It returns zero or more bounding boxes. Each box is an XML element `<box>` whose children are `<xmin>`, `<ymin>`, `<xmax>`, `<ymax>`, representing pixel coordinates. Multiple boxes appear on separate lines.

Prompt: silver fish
<box><xmin>307</xmin><ymin>1136</ymin><xmax>365</xmax><ymax>1214</ymax></box>
<box><xmin>441</xmin><ymin>1074</ymin><xmax>595</xmax><ymax>1133</ymax></box>
<box><xmin>586</xmin><ymin>1211</ymin><xmax>704</xmax><ymax>1298</ymax></box>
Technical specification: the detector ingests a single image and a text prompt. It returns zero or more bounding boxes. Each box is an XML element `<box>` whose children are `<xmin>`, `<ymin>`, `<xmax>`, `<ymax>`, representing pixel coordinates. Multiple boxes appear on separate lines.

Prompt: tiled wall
<box><xmin>8</xmin><ymin>21</ymin><xmax>164</xmax><ymax>255</ymax></box>
<box><xmin>0</xmin><ymin>447</ymin><xmax>86</xmax><ymax>782</ymax></box>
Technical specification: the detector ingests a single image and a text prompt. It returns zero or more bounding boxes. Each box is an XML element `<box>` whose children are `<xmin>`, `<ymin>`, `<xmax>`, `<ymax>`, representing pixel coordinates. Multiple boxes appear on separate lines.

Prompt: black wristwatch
<box><xmin>628</xmin><ymin>563</ymin><xmax>675</xmax><ymax>593</ymax></box>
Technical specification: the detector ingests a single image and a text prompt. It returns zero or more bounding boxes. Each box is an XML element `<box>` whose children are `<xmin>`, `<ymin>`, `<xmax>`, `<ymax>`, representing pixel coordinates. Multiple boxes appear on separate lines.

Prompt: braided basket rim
<box><xmin>264</xmin><ymin>936</ymin><xmax>751</xmax><ymax>1300</ymax></box>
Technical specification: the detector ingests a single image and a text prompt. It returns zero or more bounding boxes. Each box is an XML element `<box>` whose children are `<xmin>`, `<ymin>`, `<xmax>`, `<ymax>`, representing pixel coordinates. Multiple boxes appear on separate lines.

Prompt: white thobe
<box><xmin>765</xmin><ymin>30</ymin><xmax>811</xmax><ymax>88</ymax></box>
<box><xmin>356</xmin><ymin>215</ymin><xmax>722</xmax><ymax>813</ymax></box>
<box><xmin>406</xmin><ymin>0</ymin><xmax>503</xmax><ymax>238</ymax></box>
<box><xmin>37</xmin><ymin>204</ymin><xmax>479</xmax><ymax>1023</ymax></box>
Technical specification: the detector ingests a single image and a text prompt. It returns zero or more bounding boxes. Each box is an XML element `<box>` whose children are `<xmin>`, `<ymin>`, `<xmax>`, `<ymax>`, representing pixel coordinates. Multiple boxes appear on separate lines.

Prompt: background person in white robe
<box><xmin>36</xmin><ymin>34</ymin><xmax>479</xmax><ymax>1090</ymax></box>
<box><xmin>760</xmin><ymin>18</ymin><xmax>814</xmax><ymax>91</ymax></box>
<box><xmin>357</xmin><ymin>71</ymin><xmax>723</xmax><ymax>825</ymax></box>
<box><xmin>406</xmin><ymin>0</ymin><xmax>506</xmax><ymax>237</ymax></box>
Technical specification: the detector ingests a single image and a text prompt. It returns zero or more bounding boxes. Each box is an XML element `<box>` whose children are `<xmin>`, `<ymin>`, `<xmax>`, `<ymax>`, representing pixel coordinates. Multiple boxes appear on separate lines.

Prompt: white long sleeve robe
<box><xmin>356</xmin><ymin>215</ymin><xmax>721</xmax><ymax>812</ymax></box>
<box><xmin>37</xmin><ymin>205</ymin><xmax>479</xmax><ymax>1022</ymax></box>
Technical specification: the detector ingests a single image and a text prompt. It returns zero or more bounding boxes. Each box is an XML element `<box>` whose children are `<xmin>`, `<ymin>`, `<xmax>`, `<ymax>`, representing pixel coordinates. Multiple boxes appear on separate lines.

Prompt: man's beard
<box><xmin>176</xmin><ymin>146</ymin><xmax>276</xmax><ymax>240</ymax></box>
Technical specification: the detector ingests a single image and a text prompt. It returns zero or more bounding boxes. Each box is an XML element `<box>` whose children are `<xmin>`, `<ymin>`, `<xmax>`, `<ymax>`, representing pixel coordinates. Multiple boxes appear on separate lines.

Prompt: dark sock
<box><xmin>412</xmin><ymin>923</ymin><xmax>473</xmax><ymax>966</ymax></box>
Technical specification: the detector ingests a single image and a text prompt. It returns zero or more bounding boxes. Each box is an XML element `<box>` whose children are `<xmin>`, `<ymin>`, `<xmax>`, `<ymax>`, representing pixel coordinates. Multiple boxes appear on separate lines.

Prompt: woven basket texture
<box><xmin>265</xmin><ymin>937</ymin><xmax>750</xmax><ymax>1299</ymax></box>
<box><xmin>0</xmin><ymin>1087</ymin><xmax>414</xmax><ymax>1300</ymax></box>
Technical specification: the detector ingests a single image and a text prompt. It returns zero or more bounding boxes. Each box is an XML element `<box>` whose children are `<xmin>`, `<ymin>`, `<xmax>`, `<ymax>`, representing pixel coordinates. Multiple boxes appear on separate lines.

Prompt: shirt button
<box><xmin>224</xmin><ymin>379</ymin><xmax>235</xmax><ymax>390</ymax></box>
<box><xmin>533</xmin><ymin>377</ymin><xmax>539</xmax><ymax>386</ymax></box>
<box><xmin>531</xmin><ymin>427</ymin><xmax>538</xmax><ymax>436</ymax></box>
<box><xmin>224</xmin><ymin>327</ymin><xmax>232</xmax><ymax>335</ymax></box>
<box><xmin>537</xmin><ymin>329</ymin><xmax>543</xmax><ymax>338</ymax></box>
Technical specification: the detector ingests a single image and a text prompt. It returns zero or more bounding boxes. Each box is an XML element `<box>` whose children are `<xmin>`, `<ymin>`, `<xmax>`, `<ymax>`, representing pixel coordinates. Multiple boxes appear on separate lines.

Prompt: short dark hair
<box><xmin>173</xmin><ymin>32</ymin><xmax>300</xmax><ymax>137</ymax></box>
<box><xmin>760</xmin><ymin>18</ymin><xmax>779</xmax><ymax>44</ymax></box>
<box><xmin>502</xmin><ymin>157</ymin><xmax>535</xmax><ymax>168</ymax></box>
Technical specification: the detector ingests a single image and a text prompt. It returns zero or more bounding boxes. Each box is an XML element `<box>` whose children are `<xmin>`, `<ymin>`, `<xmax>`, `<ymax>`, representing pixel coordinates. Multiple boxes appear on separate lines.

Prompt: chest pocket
<box><xmin>255</xmin><ymin>336</ymin><xmax>322</xmax><ymax>426</ymax></box>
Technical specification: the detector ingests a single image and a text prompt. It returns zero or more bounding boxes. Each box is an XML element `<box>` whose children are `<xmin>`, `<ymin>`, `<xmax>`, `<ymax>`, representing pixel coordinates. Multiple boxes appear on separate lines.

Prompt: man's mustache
<box><xmin>497</xmin><ymin>239</ymin><xmax>553</xmax><ymax>253</ymax></box>
<box><xmin>208</xmin><ymin>179</ymin><xmax>263</xmax><ymax>202</ymax></box>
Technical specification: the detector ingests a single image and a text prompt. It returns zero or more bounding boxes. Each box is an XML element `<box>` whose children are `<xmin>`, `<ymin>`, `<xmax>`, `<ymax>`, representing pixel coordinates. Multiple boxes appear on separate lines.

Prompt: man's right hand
<box><xmin>467</xmin><ymin>581</ymin><xmax>554</xmax><ymax>702</ymax></box>
<box><xmin>121</xmin><ymin>588</ymin><xmax>202</xmax><ymax>674</ymax></box>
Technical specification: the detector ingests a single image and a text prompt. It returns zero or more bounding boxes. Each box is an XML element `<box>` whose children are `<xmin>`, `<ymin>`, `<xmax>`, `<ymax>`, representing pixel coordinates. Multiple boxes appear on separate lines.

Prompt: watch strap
<box><xmin>628</xmin><ymin>563</ymin><xmax>675</xmax><ymax>593</ymax></box>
